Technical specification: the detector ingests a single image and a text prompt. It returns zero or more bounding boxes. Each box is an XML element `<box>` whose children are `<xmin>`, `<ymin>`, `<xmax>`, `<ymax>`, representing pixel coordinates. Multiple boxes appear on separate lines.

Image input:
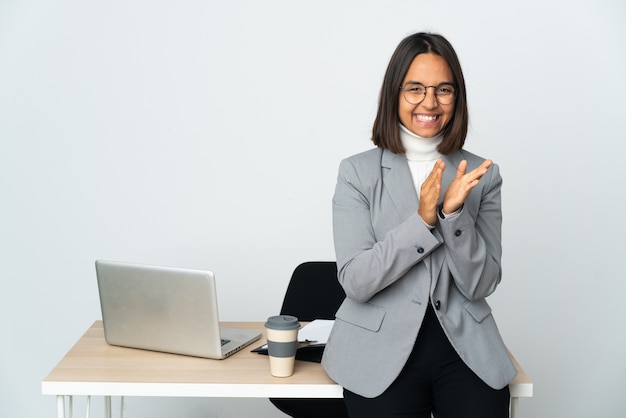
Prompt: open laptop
<box><xmin>95</xmin><ymin>260</ymin><xmax>261</xmax><ymax>359</ymax></box>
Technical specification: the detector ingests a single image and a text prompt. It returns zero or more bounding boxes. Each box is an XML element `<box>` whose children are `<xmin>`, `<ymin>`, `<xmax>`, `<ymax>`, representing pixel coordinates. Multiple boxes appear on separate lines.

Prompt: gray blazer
<box><xmin>321</xmin><ymin>147</ymin><xmax>517</xmax><ymax>398</ymax></box>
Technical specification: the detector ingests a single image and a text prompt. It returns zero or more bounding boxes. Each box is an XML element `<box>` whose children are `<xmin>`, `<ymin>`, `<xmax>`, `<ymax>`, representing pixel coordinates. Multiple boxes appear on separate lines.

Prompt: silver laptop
<box><xmin>95</xmin><ymin>260</ymin><xmax>261</xmax><ymax>359</ymax></box>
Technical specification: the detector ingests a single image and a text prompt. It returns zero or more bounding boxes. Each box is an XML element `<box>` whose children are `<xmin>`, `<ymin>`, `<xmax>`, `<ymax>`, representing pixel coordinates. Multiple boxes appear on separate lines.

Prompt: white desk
<box><xmin>42</xmin><ymin>321</ymin><xmax>532</xmax><ymax>417</ymax></box>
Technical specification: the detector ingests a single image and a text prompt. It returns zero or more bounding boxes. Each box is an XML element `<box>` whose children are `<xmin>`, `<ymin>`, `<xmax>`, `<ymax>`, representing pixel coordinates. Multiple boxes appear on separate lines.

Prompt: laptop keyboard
<box><xmin>221</xmin><ymin>339</ymin><xmax>231</xmax><ymax>346</ymax></box>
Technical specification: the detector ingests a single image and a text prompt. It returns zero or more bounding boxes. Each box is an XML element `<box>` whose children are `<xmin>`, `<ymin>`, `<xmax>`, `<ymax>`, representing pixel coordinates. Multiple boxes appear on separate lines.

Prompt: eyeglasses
<box><xmin>399</xmin><ymin>82</ymin><xmax>457</xmax><ymax>105</ymax></box>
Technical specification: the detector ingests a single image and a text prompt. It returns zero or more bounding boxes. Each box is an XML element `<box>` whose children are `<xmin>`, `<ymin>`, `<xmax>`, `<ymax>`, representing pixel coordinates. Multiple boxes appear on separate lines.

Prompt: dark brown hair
<box><xmin>372</xmin><ymin>32</ymin><xmax>468</xmax><ymax>155</ymax></box>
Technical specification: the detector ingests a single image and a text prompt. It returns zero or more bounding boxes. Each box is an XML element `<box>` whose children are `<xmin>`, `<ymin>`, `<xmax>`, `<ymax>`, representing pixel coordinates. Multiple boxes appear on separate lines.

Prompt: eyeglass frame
<box><xmin>399</xmin><ymin>82</ymin><xmax>457</xmax><ymax>105</ymax></box>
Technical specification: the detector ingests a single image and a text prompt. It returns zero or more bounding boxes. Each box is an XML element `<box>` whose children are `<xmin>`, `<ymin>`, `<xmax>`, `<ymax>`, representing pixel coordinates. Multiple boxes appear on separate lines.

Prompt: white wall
<box><xmin>1</xmin><ymin>1</ymin><xmax>624</xmax><ymax>417</ymax></box>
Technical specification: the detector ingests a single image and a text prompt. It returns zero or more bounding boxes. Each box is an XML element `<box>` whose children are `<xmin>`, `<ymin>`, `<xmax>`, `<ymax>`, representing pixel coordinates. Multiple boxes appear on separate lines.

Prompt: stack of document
<box><xmin>296</xmin><ymin>319</ymin><xmax>334</xmax><ymax>347</ymax></box>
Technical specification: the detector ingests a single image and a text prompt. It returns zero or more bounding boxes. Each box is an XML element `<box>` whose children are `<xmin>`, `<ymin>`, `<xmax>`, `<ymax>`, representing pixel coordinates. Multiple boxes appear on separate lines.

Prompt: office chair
<box><xmin>269</xmin><ymin>261</ymin><xmax>349</xmax><ymax>418</ymax></box>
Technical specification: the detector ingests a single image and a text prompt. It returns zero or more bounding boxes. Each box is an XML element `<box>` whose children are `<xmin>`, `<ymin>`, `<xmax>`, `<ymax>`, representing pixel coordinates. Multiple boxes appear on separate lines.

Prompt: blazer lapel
<box><xmin>381</xmin><ymin>149</ymin><xmax>418</xmax><ymax>222</ymax></box>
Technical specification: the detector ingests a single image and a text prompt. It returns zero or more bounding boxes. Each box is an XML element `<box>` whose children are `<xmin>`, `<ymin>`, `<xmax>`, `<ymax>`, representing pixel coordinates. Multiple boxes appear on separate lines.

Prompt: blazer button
<box><xmin>435</xmin><ymin>300</ymin><xmax>441</xmax><ymax>310</ymax></box>
<box><xmin>417</xmin><ymin>247</ymin><xmax>425</xmax><ymax>254</ymax></box>
<box><xmin>454</xmin><ymin>230</ymin><xmax>462</xmax><ymax>237</ymax></box>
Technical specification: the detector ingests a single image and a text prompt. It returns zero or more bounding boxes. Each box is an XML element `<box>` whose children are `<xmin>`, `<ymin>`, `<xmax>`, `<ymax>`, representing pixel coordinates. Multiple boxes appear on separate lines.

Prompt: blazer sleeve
<box><xmin>437</xmin><ymin>162</ymin><xmax>503</xmax><ymax>300</ymax></box>
<box><xmin>332</xmin><ymin>156</ymin><xmax>442</xmax><ymax>303</ymax></box>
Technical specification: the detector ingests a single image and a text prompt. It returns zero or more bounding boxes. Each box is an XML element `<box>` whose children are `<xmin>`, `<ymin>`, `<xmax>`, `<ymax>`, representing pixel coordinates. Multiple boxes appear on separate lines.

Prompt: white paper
<box><xmin>298</xmin><ymin>319</ymin><xmax>334</xmax><ymax>345</ymax></box>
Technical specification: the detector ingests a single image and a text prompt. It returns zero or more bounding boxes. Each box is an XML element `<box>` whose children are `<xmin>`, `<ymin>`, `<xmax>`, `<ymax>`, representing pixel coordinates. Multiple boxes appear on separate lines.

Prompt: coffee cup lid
<box><xmin>265</xmin><ymin>315</ymin><xmax>300</xmax><ymax>330</ymax></box>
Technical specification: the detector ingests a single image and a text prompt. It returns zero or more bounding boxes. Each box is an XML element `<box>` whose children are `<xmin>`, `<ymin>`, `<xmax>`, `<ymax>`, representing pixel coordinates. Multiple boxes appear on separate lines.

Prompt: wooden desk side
<box><xmin>42</xmin><ymin>321</ymin><xmax>340</xmax><ymax>398</ymax></box>
<box><xmin>43</xmin><ymin>321</ymin><xmax>532</xmax><ymax>399</ymax></box>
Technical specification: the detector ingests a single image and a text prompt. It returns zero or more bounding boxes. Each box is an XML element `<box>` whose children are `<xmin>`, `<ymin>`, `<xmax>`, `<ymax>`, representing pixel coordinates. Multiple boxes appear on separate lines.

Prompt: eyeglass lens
<box><xmin>402</xmin><ymin>83</ymin><xmax>456</xmax><ymax>105</ymax></box>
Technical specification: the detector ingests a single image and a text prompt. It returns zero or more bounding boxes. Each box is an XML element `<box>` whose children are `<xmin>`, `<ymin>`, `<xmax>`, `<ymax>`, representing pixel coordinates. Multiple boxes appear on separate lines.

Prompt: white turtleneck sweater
<box><xmin>399</xmin><ymin>123</ymin><xmax>443</xmax><ymax>194</ymax></box>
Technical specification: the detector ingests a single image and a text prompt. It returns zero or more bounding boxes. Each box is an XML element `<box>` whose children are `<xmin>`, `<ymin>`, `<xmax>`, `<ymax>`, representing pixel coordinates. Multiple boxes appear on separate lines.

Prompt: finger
<box><xmin>434</xmin><ymin>159</ymin><xmax>445</xmax><ymax>181</ymax></box>
<box><xmin>432</xmin><ymin>158</ymin><xmax>445</xmax><ymax>174</ymax></box>
<box><xmin>477</xmin><ymin>159</ymin><xmax>493</xmax><ymax>172</ymax></box>
<box><xmin>424</xmin><ymin>159</ymin><xmax>444</xmax><ymax>184</ymax></box>
<box><xmin>455</xmin><ymin>160</ymin><xmax>468</xmax><ymax>178</ymax></box>
<box><xmin>469</xmin><ymin>159</ymin><xmax>493</xmax><ymax>181</ymax></box>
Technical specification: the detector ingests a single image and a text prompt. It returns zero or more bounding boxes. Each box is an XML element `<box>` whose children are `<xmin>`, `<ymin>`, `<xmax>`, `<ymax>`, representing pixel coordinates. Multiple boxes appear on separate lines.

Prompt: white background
<box><xmin>1</xmin><ymin>1</ymin><xmax>625</xmax><ymax>417</ymax></box>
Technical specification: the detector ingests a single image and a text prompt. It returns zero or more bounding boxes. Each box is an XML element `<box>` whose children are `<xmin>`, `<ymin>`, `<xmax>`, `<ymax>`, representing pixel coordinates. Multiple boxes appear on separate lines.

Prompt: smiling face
<box><xmin>398</xmin><ymin>53</ymin><xmax>456</xmax><ymax>138</ymax></box>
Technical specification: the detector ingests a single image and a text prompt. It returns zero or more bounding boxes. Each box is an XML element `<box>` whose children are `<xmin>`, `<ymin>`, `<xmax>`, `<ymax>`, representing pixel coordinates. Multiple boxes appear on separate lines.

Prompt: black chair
<box><xmin>269</xmin><ymin>261</ymin><xmax>349</xmax><ymax>418</ymax></box>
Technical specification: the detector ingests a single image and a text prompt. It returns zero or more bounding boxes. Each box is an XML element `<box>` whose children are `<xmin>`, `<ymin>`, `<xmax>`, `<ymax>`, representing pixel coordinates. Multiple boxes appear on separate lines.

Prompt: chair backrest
<box><xmin>279</xmin><ymin>261</ymin><xmax>346</xmax><ymax>322</ymax></box>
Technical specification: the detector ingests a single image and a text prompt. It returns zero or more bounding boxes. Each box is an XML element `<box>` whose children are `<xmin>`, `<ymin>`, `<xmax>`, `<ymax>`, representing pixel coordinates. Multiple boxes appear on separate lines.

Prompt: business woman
<box><xmin>321</xmin><ymin>32</ymin><xmax>518</xmax><ymax>418</ymax></box>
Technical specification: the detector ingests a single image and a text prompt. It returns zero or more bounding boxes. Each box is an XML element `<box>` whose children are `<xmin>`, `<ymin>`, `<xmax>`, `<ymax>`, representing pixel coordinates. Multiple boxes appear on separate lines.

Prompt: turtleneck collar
<box><xmin>399</xmin><ymin>123</ymin><xmax>443</xmax><ymax>162</ymax></box>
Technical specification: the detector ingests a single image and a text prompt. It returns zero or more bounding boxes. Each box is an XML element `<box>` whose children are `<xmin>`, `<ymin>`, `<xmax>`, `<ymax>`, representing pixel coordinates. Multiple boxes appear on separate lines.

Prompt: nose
<box><xmin>421</xmin><ymin>87</ymin><xmax>438</xmax><ymax>108</ymax></box>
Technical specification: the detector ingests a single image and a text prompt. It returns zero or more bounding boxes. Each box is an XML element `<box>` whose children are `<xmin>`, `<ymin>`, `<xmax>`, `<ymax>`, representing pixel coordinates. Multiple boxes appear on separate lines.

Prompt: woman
<box><xmin>321</xmin><ymin>32</ymin><xmax>517</xmax><ymax>417</ymax></box>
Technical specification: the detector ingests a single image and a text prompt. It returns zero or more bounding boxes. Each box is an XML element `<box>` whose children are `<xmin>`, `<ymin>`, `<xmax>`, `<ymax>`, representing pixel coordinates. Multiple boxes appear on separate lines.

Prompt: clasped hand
<box><xmin>417</xmin><ymin>158</ymin><xmax>493</xmax><ymax>226</ymax></box>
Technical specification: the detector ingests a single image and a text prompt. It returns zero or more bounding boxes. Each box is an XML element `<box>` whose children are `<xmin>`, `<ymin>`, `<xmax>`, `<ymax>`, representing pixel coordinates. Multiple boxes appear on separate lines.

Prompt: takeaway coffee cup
<box><xmin>264</xmin><ymin>315</ymin><xmax>300</xmax><ymax>377</ymax></box>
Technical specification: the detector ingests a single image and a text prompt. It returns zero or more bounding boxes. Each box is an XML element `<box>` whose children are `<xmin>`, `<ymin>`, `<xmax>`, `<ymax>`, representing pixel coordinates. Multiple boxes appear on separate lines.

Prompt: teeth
<box><xmin>416</xmin><ymin>115</ymin><xmax>438</xmax><ymax>122</ymax></box>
